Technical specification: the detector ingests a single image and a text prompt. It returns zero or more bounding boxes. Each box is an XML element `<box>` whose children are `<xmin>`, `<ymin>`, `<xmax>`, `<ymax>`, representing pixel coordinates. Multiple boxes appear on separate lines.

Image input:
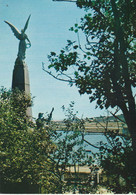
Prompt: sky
<box><xmin>0</xmin><ymin>0</ymin><xmax>111</xmax><ymax>120</ymax></box>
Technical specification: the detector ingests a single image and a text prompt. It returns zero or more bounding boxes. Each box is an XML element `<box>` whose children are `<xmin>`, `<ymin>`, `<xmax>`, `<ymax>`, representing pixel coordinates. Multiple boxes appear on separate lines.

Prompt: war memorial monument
<box><xmin>5</xmin><ymin>15</ymin><xmax>32</xmax><ymax>119</ymax></box>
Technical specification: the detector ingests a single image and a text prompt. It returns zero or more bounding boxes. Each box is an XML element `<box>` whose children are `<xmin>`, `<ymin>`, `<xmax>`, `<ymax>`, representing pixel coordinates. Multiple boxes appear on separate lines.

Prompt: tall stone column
<box><xmin>12</xmin><ymin>57</ymin><xmax>32</xmax><ymax>119</ymax></box>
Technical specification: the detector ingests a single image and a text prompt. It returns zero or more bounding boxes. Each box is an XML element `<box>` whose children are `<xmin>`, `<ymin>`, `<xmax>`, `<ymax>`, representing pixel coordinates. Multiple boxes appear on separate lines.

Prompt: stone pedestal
<box><xmin>12</xmin><ymin>57</ymin><xmax>32</xmax><ymax>119</ymax></box>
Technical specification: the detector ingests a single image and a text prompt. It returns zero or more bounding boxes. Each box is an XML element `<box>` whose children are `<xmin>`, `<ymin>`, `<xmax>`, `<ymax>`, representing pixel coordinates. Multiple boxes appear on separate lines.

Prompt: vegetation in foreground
<box><xmin>0</xmin><ymin>88</ymin><xmax>135</xmax><ymax>193</ymax></box>
<box><xmin>0</xmin><ymin>88</ymin><xmax>62</xmax><ymax>193</ymax></box>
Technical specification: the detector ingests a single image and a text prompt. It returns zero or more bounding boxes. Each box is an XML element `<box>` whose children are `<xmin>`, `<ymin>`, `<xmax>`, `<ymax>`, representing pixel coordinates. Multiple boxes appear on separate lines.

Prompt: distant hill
<box><xmin>89</xmin><ymin>114</ymin><xmax>125</xmax><ymax>123</ymax></box>
<box><xmin>54</xmin><ymin>114</ymin><xmax>128</xmax><ymax>135</ymax></box>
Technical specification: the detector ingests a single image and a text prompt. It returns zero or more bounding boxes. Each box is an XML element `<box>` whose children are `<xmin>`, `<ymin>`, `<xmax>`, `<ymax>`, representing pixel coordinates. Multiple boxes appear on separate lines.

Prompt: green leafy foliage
<box><xmin>47</xmin><ymin>0</ymin><xmax>136</xmax><ymax>140</ymax></box>
<box><xmin>0</xmin><ymin>89</ymin><xmax>96</xmax><ymax>193</ymax></box>
<box><xmin>2</xmin><ymin>87</ymin><xmax>135</xmax><ymax>193</ymax></box>
<box><xmin>0</xmin><ymin>88</ymin><xmax>62</xmax><ymax>193</ymax></box>
<box><xmin>46</xmin><ymin>0</ymin><xmax>136</xmax><ymax>192</ymax></box>
<box><xmin>97</xmin><ymin>130</ymin><xmax>136</xmax><ymax>193</ymax></box>
<box><xmin>48</xmin><ymin>102</ymin><xmax>92</xmax><ymax>193</ymax></box>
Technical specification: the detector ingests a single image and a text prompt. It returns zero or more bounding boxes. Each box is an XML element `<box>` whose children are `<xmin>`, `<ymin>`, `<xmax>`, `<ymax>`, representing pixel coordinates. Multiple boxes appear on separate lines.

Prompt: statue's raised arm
<box><xmin>5</xmin><ymin>15</ymin><xmax>31</xmax><ymax>61</ymax></box>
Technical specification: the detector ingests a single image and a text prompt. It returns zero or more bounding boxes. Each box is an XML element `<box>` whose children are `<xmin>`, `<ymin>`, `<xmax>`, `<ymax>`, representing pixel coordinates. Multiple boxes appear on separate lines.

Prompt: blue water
<box><xmin>52</xmin><ymin>130</ymin><xmax>130</xmax><ymax>154</ymax></box>
<box><xmin>52</xmin><ymin>131</ymin><xmax>108</xmax><ymax>153</ymax></box>
<box><xmin>84</xmin><ymin>133</ymin><xmax>107</xmax><ymax>153</ymax></box>
<box><xmin>51</xmin><ymin>130</ymin><xmax>131</xmax><ymax>167</ymax></box>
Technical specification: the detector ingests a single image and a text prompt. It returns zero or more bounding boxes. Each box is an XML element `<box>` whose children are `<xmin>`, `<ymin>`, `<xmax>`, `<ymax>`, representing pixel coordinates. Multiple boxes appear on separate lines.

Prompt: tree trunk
<box><xmin>111</xmin><ymin>0</ymin><xmax>136</xmax><ymax>152</ymax></box>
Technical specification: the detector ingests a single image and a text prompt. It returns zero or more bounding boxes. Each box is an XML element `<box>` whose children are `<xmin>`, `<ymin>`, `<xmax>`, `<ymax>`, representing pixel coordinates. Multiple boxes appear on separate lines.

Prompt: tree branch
<box><xmin>82</xmin><ymin>138</ymin><xmax>100</xmax><ymax>149</ymax></box>
<box><xmin>42</xmin><ymin>63</ymin><xmax>75</xmax><ymax>83</ymax></box>
<box><xmin>109</xmin><ymin>111</ymin><xmax>126</xmax><ymax>124</ymax></box>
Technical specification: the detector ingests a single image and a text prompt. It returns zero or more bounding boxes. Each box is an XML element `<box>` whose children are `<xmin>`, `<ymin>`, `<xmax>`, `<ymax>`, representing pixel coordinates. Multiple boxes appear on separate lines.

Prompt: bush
<box><xmin>0</xmin><ymin>88</ymin><xmax>62</xmax><ymax>193</ymax></box>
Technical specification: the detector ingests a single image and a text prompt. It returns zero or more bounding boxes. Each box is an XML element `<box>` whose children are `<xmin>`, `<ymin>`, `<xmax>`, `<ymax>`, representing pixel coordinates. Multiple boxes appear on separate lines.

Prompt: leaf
<box><xmin>50</xmin><ymin>52</ymin><xmax>56</xmax><ymax>56</ymax></box>
<box><xmin>73</xmin><ymin>45</ymin><xmax>78</xmax><ymax>49</ymax></box>
<box><xmin>74</xmin><ymin>29</ymin><xmax>78</xmax><ymax>33</ymax></box>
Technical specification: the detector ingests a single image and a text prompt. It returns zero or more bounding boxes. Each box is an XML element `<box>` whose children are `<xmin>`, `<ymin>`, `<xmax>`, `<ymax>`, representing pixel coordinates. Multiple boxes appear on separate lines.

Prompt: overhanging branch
<box><xmin>42</xmin><ymin>62</ymin><xmax>75</xmax><ymax>83</ymax></box>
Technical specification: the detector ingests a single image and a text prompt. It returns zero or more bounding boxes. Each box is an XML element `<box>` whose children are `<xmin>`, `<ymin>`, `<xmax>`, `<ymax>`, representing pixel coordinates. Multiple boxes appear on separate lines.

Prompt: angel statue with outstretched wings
<box><xmin>5</xmin><ymin>15</ymin><xmax>31</xmax><ymax>61</ymax></box>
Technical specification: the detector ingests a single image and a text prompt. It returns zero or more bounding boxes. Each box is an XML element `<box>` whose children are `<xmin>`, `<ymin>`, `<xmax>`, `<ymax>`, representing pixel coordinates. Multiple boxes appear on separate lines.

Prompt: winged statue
<box><xmin>5</xmin><ymin>15</ymin><xmax>31</xmax><ymax>61</ymax></box>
